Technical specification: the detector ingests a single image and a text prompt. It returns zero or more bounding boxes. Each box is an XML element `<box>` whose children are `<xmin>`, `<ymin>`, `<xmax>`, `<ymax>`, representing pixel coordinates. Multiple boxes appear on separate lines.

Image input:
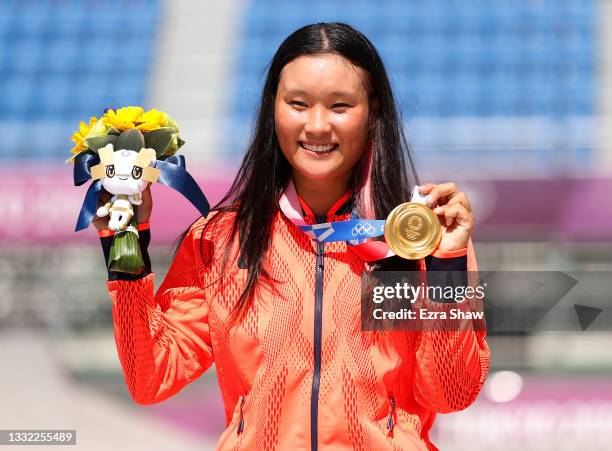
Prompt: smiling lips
<box><xmin>299</xmin><ymin>142</ymin><xmax>339</xmax><ymax>154</ymax></box>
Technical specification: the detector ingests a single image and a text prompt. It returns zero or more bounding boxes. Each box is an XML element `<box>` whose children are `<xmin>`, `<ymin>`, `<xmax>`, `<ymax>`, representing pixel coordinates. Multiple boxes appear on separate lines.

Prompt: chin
<box><xmin>298</xmin><ymin>169</ymin><xmax>344</xmax><ymax>182</ymax></box>
<box><xmin>295</xmin><ymin>162</ymin><xmax>344</xmax><ymax>178</ymax></box>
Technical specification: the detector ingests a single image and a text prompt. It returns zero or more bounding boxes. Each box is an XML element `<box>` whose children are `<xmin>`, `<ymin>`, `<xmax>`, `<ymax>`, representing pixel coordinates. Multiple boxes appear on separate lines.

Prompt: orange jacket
<box><xmin>106</xmin><ymin>200</ymin><xmax>489</xmax><ymax>451</ymax></box>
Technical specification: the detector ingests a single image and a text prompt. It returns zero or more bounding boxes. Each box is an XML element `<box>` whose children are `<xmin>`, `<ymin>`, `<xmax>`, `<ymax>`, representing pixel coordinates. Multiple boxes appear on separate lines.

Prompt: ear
<box><xmin>142</xmin><ymin>166</ymin><xmax>161</xmax><ymax>183</ymax></box>
<box><xmin>133</xmin><ymin>148</ymin><xmax>160</xmax><ymax>183</ymax></box>
<box><xmin>90</xmin><ymin>143</ymin><xmax>115</xmax><ymax>180</ymax></box>
<box><xmin>134</xmin><ymin>148</ymin><xmax>156</xmax><ymax>168</ymax></box>
<box><xmin>135</xmin><ymin>148</ymin><xmax>160</xmax><ymax>182</ymax></box>
<box><xmin>99</xmin><ymin>143</ymin><xmax>115</xmax><ymax>165</ymax></box>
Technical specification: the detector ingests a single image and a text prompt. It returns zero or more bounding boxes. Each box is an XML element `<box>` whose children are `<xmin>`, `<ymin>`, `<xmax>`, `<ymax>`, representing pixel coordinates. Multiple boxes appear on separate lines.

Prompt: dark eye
<box><xmin>106</xmin><ymin>165</ymin><xmax>115</xmax><ymax>178</ymax></box>
<box><xmin>331</xmin><ymin>103</ymin><xmax>350</xmax><ymax>109</ymax></box>
<box><xmin>290</xmin><ymin>101</ymin><xmax>307</xmax><ymax>109</ymax></box>
<box><xmin>131</xmin><ymin>166</ymin><xmax>143</xmax><ymax>180</ymax></box>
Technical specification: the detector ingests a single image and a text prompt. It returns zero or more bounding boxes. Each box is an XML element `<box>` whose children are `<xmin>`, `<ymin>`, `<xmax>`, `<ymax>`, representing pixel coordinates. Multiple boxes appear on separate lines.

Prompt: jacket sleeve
<box><xmin>413</xmin><ymin>240</ymin><xmax>491</xmax><ymax>413</ymax></box>
<box><xmin>105</xmin><ymin>217</ymin><xmax>214</xmax><ymax>405</ymax></box>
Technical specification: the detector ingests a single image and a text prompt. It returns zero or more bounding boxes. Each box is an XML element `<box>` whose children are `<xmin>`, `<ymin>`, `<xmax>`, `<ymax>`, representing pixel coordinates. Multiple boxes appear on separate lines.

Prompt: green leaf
<box><xmin>108</xmin><ymin>219</ymin><xmax>144</xmax><ymax>274</ymax></box>
<box><xmin>115</xmin><ymin>128</ymin><xmax>145</xmax><ymax>152</ymax></box>
<box><xmin>151</xmin><ymin>127</ymin><xmax>176</xmax><ymax>134</ymax></box>
<box><xmin>84</xmin><ymin>135</ymin><xmax>117</xmax><ymax>153</ymax></box>
<box><xmin>177</xmin><ymin>136</ymin><xmax>185</xmax><ymax>149</ymax></box>
<box><xmin>144</xmin><ymin>128</ymin><xmax>174</xmax><ymax>157</ymax></box>
<box><xmin>107</xmin><ymin>126</ymin><xmax>121</xmax><ymax>135</ymax></box>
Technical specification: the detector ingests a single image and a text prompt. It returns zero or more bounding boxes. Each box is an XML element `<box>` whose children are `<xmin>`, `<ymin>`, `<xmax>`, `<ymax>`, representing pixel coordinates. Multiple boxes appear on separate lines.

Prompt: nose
<box><xmin>304</xmin><ymin>105</ymin><xmax>332</xmax><ymax>136</ymax></box>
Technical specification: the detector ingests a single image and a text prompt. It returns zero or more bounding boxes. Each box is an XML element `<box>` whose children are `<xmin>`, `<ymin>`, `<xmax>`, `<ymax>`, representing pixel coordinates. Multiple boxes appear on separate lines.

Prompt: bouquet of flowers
<box><xmin>70</xmin><ymin>106</ymin><xmax>209</xmax><ymax>274</ymax></box>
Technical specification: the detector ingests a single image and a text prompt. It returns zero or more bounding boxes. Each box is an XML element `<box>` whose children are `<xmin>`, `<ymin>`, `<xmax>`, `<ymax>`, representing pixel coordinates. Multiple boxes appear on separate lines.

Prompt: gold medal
<box><xmin>384</xmin><ymin>202</ymin><xmax>442</xmax><ymax>260</ymax></box>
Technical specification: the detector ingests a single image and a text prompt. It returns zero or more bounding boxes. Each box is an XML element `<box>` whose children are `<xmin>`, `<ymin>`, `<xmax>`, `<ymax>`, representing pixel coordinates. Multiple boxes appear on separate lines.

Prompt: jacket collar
<box><xmin>296</xmin><ymin>190</ymin><xmax>353</xmax><ymax>221</ymax></box>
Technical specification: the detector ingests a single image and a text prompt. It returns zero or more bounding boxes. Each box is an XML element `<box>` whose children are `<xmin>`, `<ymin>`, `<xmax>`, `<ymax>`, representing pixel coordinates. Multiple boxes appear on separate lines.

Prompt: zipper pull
<box><xmin>317</xmin><ymin>242</ymin><xmax>324</xmax><ymax>265</ymax></box>
<box><xmin>236</xmin><ymin>396</ymin><xmax>245</xmax><ymax>435</ymax></box>
<box><xmin>386</xmin><ymin>395</ymin><xmax>396</xmax><ymax>434</ymax></box>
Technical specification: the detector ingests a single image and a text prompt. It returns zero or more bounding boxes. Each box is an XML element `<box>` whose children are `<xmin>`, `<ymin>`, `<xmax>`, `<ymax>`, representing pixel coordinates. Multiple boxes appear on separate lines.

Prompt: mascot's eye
<box><xmin>131</xmin><ymin>166</ymin><xmax>143</xmax><ymax>180</ymax></box>
<box><xmin>106</xmin><ymin>165</ymin><xmax>115</xmax><ymax>178</ymax></box>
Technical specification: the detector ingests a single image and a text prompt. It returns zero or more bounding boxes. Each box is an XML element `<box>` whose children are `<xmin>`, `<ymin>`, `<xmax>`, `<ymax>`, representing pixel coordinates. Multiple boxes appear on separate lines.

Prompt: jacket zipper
<box><xmin>236</xmin><ymin>395</ymin><xmax>246</xmax><ymax>435</ymax></box>
<box><xmin>387</xmin><ymin>394</ymin><xmax>396</xmax><ymax>435</ymax></box>
<box><xmin>311</xmin><ymin>216</ymin><xmax>325</xmax><ymax>451</ymax></box>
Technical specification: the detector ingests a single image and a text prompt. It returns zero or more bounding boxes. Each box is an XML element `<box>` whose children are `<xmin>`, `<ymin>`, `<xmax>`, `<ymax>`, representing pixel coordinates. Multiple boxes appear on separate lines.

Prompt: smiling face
<box><xmin>274</xmin><ymin>53</ymin><xmax>372</xmax><ymax>191</ymax></box>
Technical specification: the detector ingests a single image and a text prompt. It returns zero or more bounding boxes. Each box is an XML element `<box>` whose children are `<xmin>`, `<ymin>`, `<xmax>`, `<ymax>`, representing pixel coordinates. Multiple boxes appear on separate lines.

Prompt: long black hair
<box><xmin>187</xmin><ymin>22</ymin><xmax>420</xmax><ymax>326</ymax></box>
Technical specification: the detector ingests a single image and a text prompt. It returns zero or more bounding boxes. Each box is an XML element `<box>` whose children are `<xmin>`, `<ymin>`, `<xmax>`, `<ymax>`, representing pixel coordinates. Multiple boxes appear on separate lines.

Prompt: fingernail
<box><xmin>426</xmin><ymin>196</ymin><xmax>433</xmax><ymax>206</ymax></box>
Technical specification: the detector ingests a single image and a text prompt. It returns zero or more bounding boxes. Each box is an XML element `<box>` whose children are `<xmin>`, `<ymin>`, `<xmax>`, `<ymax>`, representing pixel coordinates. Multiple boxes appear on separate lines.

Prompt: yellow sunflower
<box><xmin>102</xmin><ymin>106</ymin><xmax>145</xmax><ymax>130</ymax></box>
<box><xmin>136</xmin><ymin>108</ymin><xmax>168</xmax><ymax>132</ymax></box>
<box><xmin>69</xmin><ymin>116</ymin><xmax>100</xmax><ymax>155</ymax></box>
<box><xmin>67</xmin><ymin>117</ymin><xmax>110</xmax><ymax>162</ymax></box>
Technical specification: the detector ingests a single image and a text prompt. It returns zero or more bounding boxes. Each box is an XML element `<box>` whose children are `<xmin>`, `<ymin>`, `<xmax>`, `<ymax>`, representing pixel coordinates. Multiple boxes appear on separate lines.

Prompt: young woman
<box><xmin>96</xmin><ymin>22</ymin><xmax>489</xmax><ymax>451</ymax></box>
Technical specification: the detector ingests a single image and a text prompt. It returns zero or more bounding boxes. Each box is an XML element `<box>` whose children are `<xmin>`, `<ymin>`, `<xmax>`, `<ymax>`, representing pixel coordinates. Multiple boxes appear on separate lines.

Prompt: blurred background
<box><xmin>0</xmin><ymin>0</ymin><xmax>611</xmax><ymax>450</ymax></box>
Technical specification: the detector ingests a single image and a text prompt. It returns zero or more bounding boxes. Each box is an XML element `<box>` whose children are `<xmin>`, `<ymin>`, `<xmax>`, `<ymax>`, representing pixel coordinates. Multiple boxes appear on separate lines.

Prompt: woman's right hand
<box><xmin>92</xmin><ymin>184</ymin><xmax>153</xmax><ymax>231</ymax></box>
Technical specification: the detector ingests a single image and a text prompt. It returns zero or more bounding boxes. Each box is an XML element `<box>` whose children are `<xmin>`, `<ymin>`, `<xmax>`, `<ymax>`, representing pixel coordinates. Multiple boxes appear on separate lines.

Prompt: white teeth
<box><xmin>301</xmin><ymin>143</ymin><xmax>336</xmax><ymax>152</ymax></box>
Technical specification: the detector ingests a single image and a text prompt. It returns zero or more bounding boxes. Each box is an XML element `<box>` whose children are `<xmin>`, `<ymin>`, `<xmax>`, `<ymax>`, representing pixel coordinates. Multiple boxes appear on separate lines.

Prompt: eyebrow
<box><xmin>283</xmin><ymin>89</ymin><xmax>355</xmax><ymax>97</ymax></box>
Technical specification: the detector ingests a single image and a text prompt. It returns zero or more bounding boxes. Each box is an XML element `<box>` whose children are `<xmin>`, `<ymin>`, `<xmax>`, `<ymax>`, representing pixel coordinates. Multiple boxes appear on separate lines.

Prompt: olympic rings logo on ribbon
<box><xmin>351</xmin><ymin>223</ymin><xmax>376</xmax><ymax>237</ymax></box>
<box><xmin>299</xmin><ymin>219</ymin><xmax>385</xmax><ymax>243</ymax></box>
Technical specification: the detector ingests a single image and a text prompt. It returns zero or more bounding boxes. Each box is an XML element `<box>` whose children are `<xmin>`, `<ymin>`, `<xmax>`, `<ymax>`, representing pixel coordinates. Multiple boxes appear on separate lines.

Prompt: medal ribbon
<box><xmin>279</xmin><ymin>180</ymin><xmax>399</xmax><ymax>262</ymax></box>
<box><xmin>279</xmin><ymin>182</ymin><xmax>470</xmax><ymax>264</ymax></box>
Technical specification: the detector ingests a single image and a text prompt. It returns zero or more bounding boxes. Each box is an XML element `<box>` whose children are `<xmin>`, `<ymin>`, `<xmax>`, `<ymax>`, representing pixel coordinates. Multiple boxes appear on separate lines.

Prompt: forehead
<box><xmin>277</xmin><ymin>54</ymin><xmax>368</xmax><ymax>97</ymax></box>
<box><xmin>113</xmin><ymin>149</ymin><xmax>138</xmax><ymax>161</ymax></box>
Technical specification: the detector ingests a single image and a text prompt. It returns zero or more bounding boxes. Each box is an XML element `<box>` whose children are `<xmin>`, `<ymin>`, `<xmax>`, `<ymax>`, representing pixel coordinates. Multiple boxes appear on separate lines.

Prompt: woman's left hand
<box><xmin>418</xmin><ymin>183</ymin><xmax>474</xmax><ymax>252</ymax></box>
